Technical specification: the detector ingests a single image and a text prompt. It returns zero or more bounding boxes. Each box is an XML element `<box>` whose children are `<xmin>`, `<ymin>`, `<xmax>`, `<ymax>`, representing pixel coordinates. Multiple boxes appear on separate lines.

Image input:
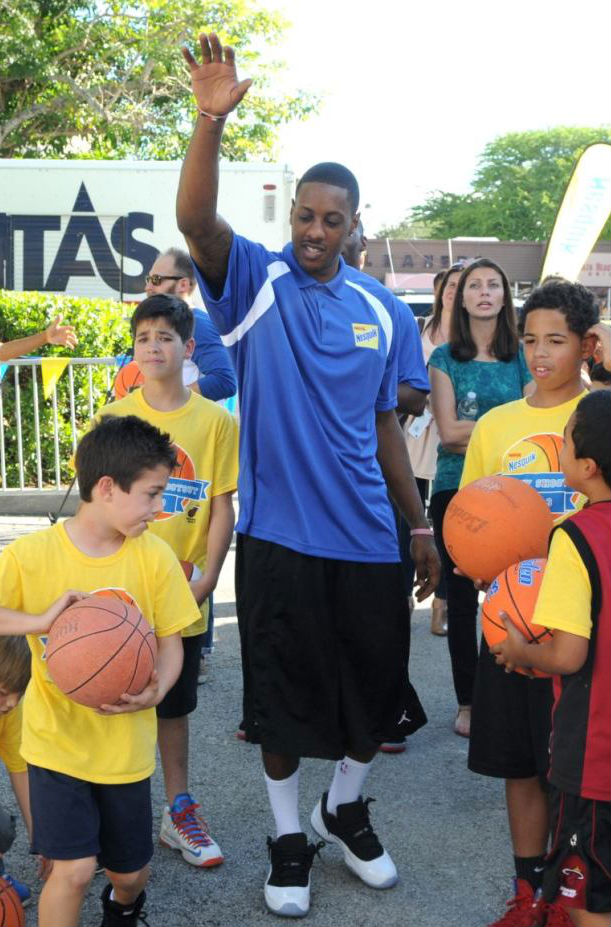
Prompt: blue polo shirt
<box><xmin>394</xmin><ymin>298</ymin><xmax>429</xmax><ymax>390</ymax></box>
<box><xmin>191</xmin><ymin>308</ymin><xmax>237</xmax><ymax>401</ymax></box>
<box><xmin>194</xmin><ymin>234</ymin><xmax>402</xmax><ymax>562</ymax></box>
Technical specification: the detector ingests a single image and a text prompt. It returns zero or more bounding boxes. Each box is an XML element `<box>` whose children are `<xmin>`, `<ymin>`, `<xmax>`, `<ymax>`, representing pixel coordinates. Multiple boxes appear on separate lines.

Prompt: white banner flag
<box><xmin>541</xmin><ymin>142</ymin><xmax>611</xmax><ymax>283</ymax></box>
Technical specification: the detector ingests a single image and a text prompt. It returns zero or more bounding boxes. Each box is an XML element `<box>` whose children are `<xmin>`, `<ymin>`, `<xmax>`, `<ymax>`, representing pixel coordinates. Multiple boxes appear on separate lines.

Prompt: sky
<box><xmin>257</xmin><ymin>0</ymin><xmax>611</xmax><ymax>234</ymax></box>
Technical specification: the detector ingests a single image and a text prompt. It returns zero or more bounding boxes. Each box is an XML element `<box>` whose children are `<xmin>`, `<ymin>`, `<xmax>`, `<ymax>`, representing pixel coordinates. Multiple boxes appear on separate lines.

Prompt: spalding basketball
<box><xmin>442</xmin><ymin>476</ymin><xmax>553</xmax><ymax>582</ymax></box>
<box><xmin>482</xmin><ymin>558</ymin><xmax>552</xmax><ymax>678</ymax></box>
<box><xmin>114</xmin><ymin>360</ymin><xmax>144</xmax><ymax>399</ymax></box>
<box><xmin>46</xmin><ymin>595</ymin><xmax>157</xmax><ymax>708</ymax></box>
<box><xmin>0</xmin><ymin>877</ymin><xmax>24</xmax><ymax>927</ymax></box>
<box><xmin>179</xmin><ymin>560</ymin><xmax>203</xmax><ymax>582</ymax></box>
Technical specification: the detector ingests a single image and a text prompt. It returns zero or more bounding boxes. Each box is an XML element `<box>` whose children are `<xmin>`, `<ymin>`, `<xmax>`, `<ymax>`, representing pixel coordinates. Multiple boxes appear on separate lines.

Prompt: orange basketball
<box><xmin>114</xmin><ymin>360</ymin><xmax>144</xmax><ymax>399</ymax></box>
<box><xmin>0</xmin><ymin>878</ymin><xmax>24</xmax><ymax>927</ymax></box>
<box><xmin>46</xmin><ymin>595</ymin><xmax>157</xmax><ymax>708</ymax></box>
<box><xmin>482</xmin><ymin>558</ymin><xmax>552</xmax><ymax>677</ymax></box>
<box><xmin>442</xmin><ymin>476</ymin><xmax>554</xmax><ymax>582</ymax></box>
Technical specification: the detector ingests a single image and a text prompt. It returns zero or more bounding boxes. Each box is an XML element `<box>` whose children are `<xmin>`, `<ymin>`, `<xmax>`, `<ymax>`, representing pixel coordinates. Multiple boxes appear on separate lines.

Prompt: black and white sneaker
<box><xmin>311</xmin><ymin>792</ymin><xmax>397</xmax><ymax>889</ymax></box>
<box><xmin>264</xmin><ymin>832</ymin><xmax>322</xmax><ymax>917</ymax></box>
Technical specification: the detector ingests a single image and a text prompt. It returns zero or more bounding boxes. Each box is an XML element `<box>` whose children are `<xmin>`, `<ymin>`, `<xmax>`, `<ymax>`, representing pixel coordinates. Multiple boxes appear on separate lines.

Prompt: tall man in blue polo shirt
<box><xmin>177</xmin><ymin>33</ymin><xmax>440</xmax><ymax>918</ymax></box>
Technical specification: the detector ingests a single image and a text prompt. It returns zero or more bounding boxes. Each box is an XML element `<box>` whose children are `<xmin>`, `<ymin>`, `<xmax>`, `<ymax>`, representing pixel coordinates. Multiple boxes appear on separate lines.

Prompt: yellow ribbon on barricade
<box><xmin>41</xmin><ymin>358</ymin><xmax>70</xmax><ymax>399</ymax></box>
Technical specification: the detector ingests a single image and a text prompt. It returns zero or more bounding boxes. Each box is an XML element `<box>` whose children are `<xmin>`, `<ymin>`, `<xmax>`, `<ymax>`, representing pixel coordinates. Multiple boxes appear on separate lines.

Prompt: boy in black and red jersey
<box><xmin>493</xmin><ymin>389</ymin><xmax>611</xmax><ymax>927</ymax></box>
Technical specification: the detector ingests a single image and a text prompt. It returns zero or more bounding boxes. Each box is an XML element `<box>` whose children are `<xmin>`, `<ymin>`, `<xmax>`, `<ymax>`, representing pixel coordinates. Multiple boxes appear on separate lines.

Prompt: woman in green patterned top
<box><xmin>428</xmin><ymin>259</ymin><xmax>532</xmax><ymax>738</ymax></box>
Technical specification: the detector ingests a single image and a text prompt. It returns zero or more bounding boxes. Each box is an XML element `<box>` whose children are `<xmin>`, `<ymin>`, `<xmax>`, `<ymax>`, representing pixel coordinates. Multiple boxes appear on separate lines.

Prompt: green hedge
<box><xmin>0</xmin><ymin>290</ymin><xmax>132</xmax><ymax>487</ymax></box>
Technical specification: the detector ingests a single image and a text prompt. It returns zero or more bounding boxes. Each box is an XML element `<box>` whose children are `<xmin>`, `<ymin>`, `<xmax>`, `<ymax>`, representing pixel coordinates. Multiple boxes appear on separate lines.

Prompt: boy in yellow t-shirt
<box><xmin>0</xmin><ymin>415</ymin><xmax>200</xmax><ymax>927</ymax></box>
<box><xmin>459</xmin><ymin>280</ymin><xmax>599</xmax><ymax>926</ymax></box>
<box><xmin>99</xmin><ymin>294</ymin><xmax>238</xmax><ymax>869</ymax></box>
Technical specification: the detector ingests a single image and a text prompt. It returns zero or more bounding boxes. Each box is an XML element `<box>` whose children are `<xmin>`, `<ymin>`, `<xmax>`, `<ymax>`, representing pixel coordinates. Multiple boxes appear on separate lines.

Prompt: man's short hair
<box><xmin>572</xmin><ymin>390</ymin><xmax>611</xmax><ymax>487</ymax></box>
<box><xmin>162</xmin><ymin>247</ymin><xmax>195</xmax><ymax>283</ymax></box>
<box><xmin>0</xmin><ymin>636</ymin><xmax>31</xmax><ymax>694</ymax></box>
<box><xmin>130</xmin><ymin>294</ymin><xmax>194</xmax><ymax>343</ymax></box>
<box><xmin>76</xmin><ymin>415</ymin><xmax>176</xmax><ymax>502</ymax></box>
<box><xmin>296</xmin><ymin>162</ymin><xmax>360</xmax><ymax>213</ymax></box>
<box><xmin>520</xmin><ymin>282</ymin><xmax>599</xmax><ymax>336</ymax></box>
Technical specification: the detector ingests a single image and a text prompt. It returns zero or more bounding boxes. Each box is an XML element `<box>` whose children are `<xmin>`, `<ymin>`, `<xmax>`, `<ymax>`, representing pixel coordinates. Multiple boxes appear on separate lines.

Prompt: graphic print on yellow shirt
<box><xmin>99</xmin><ymin>390</ymin><xmax>239</xmax><ymax>636</ymax></box>
<box><xmin>0</xmin><ymin>522</ymin><xmax>199</xmax><ymax>784</ymax></box>
<box><xmin>461</xmin><ymin>394</ymin><xmax>587</xmax><ymax>523</ymax></box>
<box><xmin>158</xmin><ymin>443</ymin><xmax>209</xmax><ymax>522</ymax></box>
<box><xmin>502</xmin><ymin>432</ymin><xmax>582</xmax><ymax>519</ymax></box>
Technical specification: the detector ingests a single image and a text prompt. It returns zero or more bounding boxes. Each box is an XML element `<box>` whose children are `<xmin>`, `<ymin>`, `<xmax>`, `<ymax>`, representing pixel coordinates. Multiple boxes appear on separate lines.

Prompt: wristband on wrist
<box><xmin>199</xmin><ymin>109</ymin><xmax>228</xmax><ymax>122</ymax></box>
<box><xmin>410</xmin><ymin>528</ymin><xmax>434</xmax><ymax>537</ymax></box>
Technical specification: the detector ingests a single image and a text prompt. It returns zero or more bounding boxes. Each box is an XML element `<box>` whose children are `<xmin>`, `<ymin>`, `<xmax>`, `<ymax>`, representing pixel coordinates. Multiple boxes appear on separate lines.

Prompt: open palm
<box><xmin>182</xmin><ymin>33</ymin><xmax>252</xmax><ymax>117</ymax></box>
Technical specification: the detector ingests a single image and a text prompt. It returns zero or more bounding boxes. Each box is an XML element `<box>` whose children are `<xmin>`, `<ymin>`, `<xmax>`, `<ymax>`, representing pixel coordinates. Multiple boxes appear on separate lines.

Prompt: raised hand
<box><xmin>182</xmin><ymin>32</ymin><xmax>252</xmax><ymax>117</ymax></box>
<box><xmin>46</xmin><ymin>314</ymin><xmax>77</xmax><ymax>349</ymax></box>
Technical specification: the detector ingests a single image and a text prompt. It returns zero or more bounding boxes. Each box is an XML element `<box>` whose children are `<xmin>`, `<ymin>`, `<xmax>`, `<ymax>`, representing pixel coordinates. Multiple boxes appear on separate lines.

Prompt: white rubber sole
<box><xmin>310</xmin><ymin>801</ymin><xmax>398</xmax><ymax>889</ymax></box>
<box><xmin>264</xmin><ymin>870</ymin><xmax>310</xmax><ymax>918</ymax></box>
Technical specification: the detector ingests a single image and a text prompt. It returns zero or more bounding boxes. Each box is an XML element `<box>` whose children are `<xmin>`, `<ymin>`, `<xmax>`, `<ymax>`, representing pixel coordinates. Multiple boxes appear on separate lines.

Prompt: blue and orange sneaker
<box><xmin>159</xmin><ymin>793</ymin><xmax>224</xmax><ymax>868</ymax></box>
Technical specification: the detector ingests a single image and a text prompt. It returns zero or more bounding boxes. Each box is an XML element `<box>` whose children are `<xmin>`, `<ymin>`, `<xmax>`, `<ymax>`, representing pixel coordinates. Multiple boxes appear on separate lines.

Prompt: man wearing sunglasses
<box><xmin>145</xmin><ymin>247</ymin><xmax>236</xmax><ymax>402</ymax></box>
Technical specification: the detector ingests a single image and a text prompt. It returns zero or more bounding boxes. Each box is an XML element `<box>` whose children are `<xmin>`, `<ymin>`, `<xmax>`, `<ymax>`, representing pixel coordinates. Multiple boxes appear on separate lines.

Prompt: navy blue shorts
<box><xmin>156</xmin><ymin>633</ymin><xmax>204</xmax><ymax>719</ymax></box>
<box><xmin>28</xmin><ymin>765</ymin><xmax>153</xmax><ymax>873</ymax></box>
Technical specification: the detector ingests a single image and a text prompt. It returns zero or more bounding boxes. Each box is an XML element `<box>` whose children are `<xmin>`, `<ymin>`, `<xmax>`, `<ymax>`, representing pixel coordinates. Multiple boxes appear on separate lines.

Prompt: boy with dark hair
<box><xmin>100</xmin><ymin>293</ymin><xmax>238</xmax><ymax>871</ymax></box>
<box><xmin>460</xmin><ymin>280</ymin><xmax>599</xmax><ymax>927</ymax></box>
<box><xmin>0</xmin><ymin>415</ymin><xmax>200</xmax><ymax>927</ymax></box>
<box><xmin>144</xmin><ymin>249</ymin><xmax>237</xmax><ymax>401</ymax></box>
<box><xmin>491</xmin><ymin>389</ymin><xmax>611</xmax><ymax>927</ymax></box>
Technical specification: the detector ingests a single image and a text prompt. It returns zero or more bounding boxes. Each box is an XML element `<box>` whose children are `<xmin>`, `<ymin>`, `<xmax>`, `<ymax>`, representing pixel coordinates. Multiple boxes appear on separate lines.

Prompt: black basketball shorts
<box><xmin>469</xmin><ymin>636</ymin><xmax>553</xmax><ymax>779</ymax></box>
<box><xmin>235</xmin><ymin>534</ymin><xmax>426</xmax><ymax>760</ymax></box>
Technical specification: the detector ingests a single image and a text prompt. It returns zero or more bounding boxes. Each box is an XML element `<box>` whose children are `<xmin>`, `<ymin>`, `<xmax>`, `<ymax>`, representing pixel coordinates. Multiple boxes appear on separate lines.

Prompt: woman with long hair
<box><xmin>428</xmin><ymin>259</ymin><xmax>532</xmax><ymax>737</ymax></box>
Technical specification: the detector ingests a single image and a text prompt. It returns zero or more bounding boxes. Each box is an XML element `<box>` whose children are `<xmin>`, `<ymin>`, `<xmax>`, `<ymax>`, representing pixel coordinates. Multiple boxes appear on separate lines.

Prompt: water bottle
<box><xmin>457</xmin><ymin>390</ymin><xmax>479</xmax><ymax>420</ymax></box>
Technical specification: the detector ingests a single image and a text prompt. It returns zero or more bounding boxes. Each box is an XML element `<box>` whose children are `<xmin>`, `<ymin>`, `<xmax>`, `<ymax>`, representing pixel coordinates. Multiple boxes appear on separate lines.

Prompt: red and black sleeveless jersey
<box><xmin>548</xmin><ymin>501</ymin><xmax>611</xmax><ymax>801</ymax></box>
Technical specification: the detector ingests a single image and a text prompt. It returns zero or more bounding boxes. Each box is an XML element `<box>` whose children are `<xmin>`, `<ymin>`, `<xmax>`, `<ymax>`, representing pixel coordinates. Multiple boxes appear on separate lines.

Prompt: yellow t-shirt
<box><xmin>0</xmin><ymin>703</ymin><xmax>26</xmax><ymax>774</ymax></box>
<box><xmin>99</xmin><ymin>390</ymin><xmax>239</xmax><ymax>637</ymax></box>
<box><xmin>0</xmin><ymin>523</ymin><xmax>199</xmax><ymax>784</ymax></box>
<box><xmin>460</xmin><ymin>393</ymin><xmax>587</xmax><ymax>522</ymax></box>
<box><xmin>532</xmin><ymin>528</ymin><xmax>592</xmax><ymax>638</ymax></box>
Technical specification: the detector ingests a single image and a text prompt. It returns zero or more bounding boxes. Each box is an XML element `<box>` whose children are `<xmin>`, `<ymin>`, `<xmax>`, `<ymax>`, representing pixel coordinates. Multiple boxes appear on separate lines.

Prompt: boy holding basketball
<box><xmin>99</xmin><ymin>293</ymin><xmax>238</xmax><ymax>870</ymax></box>
<box><xmin>0</xmin><ymin>415</ymin><xmax>200</xmax><ymax>927</ymax></box>
<box><xmin>459</xmin><ymin>280</ymin><xmax>599</xmax><ymax>927</ymax></box>
<box><xmin>491</xmin><ymin>390</ymin><xmax>611</xmax><ymax>927</ymax></box>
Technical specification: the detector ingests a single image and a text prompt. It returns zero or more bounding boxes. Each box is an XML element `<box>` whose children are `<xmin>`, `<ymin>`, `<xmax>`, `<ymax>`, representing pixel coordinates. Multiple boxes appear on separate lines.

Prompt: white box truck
<box><xmin>0</xmin><ymin>159</ymin><xmax>294</xmax><ymax>300</ymax></box>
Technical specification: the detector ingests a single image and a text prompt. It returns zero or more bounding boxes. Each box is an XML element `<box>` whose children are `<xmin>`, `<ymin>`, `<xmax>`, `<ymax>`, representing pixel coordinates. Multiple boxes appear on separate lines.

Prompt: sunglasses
<box><xmin>145</xmin><ymin>274</ymin><xmax>184</xmax><ymax>285</ymax></box>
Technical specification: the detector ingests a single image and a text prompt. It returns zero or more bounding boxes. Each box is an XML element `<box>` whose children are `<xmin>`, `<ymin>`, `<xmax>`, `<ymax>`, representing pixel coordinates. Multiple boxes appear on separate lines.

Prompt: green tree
<box><xmin>389</xmin><ymin>127</ymin><xmax>611</xmax><ymax>241</ymax></box>
<box><xmin>0</xmin><ymin>0</ymin><xmax>318</xmax><ymax>160</ymax></box>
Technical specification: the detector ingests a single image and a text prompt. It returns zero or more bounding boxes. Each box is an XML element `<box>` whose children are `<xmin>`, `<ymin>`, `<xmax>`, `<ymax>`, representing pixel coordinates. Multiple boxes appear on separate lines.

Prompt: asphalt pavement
<box><xmin>0</xmin><ymin>516</ymin><xmax>513</xmax><ymax>927</ymax></box>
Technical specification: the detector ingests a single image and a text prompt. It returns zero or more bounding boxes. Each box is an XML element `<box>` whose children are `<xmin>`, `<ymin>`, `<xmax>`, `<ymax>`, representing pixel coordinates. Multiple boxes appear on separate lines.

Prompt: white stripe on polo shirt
<box><xmin>345</xmin><ymin>280</ymin><xmax>393</xmax><ymax>356</ymax></box>
<box><xmin>221</xmin><ymin>260</ymin><xmax>291</xmax><ymax>347</ymax></box>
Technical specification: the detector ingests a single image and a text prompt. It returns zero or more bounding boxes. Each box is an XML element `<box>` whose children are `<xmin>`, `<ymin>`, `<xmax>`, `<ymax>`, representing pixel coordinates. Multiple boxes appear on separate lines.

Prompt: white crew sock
<box><xmin>264</xmin><ymin>768</ymin><xmax>301</xmax><ymax>838</ymax></box>
<box><xmin>327</xmin><ymin>756</ymin><xmax>373</xmax><ymax>816</ymax></box>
